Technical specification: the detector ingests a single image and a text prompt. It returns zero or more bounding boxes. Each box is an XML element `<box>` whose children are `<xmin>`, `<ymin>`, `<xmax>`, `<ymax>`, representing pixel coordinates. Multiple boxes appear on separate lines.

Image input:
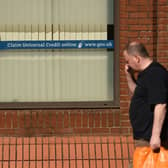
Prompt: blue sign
<box><xmin>0</xmin><ymin>40</ymin><xmax>114</xmax><ymax>50</ymax></box>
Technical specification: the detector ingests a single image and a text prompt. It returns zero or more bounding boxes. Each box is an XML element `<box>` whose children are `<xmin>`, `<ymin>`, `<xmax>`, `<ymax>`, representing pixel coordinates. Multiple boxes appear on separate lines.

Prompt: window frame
<box><xmin>0</xmin><ymin>0</ymin><xmax>119</xmax><ymax>109</ymax></box>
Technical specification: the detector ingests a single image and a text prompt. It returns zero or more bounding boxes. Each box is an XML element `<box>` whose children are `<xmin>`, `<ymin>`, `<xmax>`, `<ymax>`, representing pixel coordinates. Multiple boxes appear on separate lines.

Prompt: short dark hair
<box><xmin>124</xmin><ymin>41</ymin><xmax>149</xmax><ymax>58</ymax></box>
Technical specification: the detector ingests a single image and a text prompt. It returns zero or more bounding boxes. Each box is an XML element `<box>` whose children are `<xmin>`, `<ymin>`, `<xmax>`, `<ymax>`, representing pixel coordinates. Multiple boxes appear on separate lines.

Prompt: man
<box><xmin>123</xmin><ymin>41</ymin><xmax>168</xmax><ymax>167</ymax></box>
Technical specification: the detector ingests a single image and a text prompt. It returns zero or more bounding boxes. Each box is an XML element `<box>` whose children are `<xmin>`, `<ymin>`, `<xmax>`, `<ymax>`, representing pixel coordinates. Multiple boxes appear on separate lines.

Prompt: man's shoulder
<box><xmin>150</xmin><ymin>62</ymin><xmax>167</xmax><ymax>71</ymax></box>
<box><xmin>148</xmin><ymin>62</ymin><xmax>168</xmax><ymax>75</ymax></box>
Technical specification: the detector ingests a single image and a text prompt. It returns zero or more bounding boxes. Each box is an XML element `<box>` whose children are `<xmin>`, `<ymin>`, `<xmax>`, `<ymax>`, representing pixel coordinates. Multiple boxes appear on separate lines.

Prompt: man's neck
<box><xmin>140</xmin><ymin>58</ymin><xmax>153</xmax><ymax>71</ymax></box>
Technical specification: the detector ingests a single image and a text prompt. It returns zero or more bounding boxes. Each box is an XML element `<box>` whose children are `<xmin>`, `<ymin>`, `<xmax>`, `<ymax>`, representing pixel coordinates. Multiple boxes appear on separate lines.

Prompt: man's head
<box><xmin>123</xmin><ymin>41</ymin><xmax>150</xmax><ymax>71</ymax></box>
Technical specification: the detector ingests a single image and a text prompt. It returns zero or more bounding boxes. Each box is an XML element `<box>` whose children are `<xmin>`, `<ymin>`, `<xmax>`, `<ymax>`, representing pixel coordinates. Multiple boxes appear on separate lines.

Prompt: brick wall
<box><xmin>0</xmin><ymin>109</ymin><xmax>121</xmax><ymax>136</ymax></box>
<box><xmin>0</xmin><ymin>0</ymin><xmax>167</xmax><ymax>136</ymax></box>
<box><xmin>157</xmin><ymin>1</ymin><xmax>168</xmax><ymax>68</ymax></box>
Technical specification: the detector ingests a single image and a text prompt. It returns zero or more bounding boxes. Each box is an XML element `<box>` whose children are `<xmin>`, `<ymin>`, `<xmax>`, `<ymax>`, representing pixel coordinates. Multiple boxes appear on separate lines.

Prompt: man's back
<box><xmin>129</xmin><ymin>61</ymin><xmax>168</xmax><ymax>141</ymax></box>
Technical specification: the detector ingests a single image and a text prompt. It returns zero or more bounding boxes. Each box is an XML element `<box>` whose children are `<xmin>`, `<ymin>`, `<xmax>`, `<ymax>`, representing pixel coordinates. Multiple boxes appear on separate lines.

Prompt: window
<box><xmin>0</xmin><ymin>0</ymin><xmax>119</xmax><ymax>108</ymax></box>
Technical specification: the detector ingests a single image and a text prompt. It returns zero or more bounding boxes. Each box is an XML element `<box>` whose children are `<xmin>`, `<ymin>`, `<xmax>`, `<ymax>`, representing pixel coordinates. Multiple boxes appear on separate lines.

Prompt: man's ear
<box><xmin>134</xmin><ymin>55</ymin><xmax>141</xmax><ymax>63</ymax></box>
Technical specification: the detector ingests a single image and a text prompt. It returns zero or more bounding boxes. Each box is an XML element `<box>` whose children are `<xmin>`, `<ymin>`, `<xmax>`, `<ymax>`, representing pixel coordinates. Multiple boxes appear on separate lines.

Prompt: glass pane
<box><xmin>0</xmin><ymin>50</ymin><xmax>114</xmax><ymax>102</ymax></box>
<box><xmin>0</xmin><ymin>0</ymin><xmax>113</xmax><ymax>25</ymax></box>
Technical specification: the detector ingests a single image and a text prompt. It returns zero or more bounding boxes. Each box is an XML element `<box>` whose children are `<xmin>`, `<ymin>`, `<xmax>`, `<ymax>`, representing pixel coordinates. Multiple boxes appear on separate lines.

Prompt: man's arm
<box><xmin>150</xmin><ymin>103</ymin><xmax>167</xmax><ymax>150</ymax></box>
<box><xmin>125</xmin><ymin>64</ymin><xmax>136</xmax><ymax>95</ymax></box>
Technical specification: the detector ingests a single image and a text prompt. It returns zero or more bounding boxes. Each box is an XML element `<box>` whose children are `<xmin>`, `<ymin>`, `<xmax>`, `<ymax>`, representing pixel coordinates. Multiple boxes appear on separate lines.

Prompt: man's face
<box><xmin>123</xmin><ymin>50</ymin><xmax>139</xmax><ymax>71</ymax></box>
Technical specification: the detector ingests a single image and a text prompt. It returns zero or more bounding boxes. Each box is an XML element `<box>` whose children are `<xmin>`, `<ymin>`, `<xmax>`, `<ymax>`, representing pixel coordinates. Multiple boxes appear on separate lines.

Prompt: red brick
<box><xmin>82</xmin><ymin>144</ymin><xmax>89</xmax><ymax>159</ymax></box>
<box><xmin>3</xmin><ymin>162</ymin><xmax>8</xmax><ymax>168</ymax></box>
<box><xmin>70</xmin><ymin>160</ymin><xmax>76</xmax><ymax>168</ymax></box>
<box><xmin>88</xmin><ymin>136</ymin><xmax>95</xmax><ymax>143</ymax></box>
<box><xmin>50</xmin><ymin>161</ymin><xmax>55</xmax><ymax>168</ymax></box>
<box><xmin>23</xmin><ymin>138</ymin><xmax>29</xmax><ymax>145</ymax></box>
<box><xmin>56</xmin><ymin>144</ymin><xmax>62</xmax><ymax>160</ymax></box>
<box><xmin>63</xmin><ymin>161</ymin><xmax>69</xmax><ymax>168</ymax></box>
<box><xmin>56</xmin><ymin>161</ymin><xmax>62</xmax><ymax>168</ymax></box>
<box><xmin>103</xmin><ymin>160</ymin><xmax>109</xmax><ymax>168</ymax></box>
<box><xmin>76</xmin><ymin>113</ymin><xmax>81</xmax><ymax>128</ymax></box>
<box><xmin>43</xmin><ymin>144</ymin><xmax>48</xmax><ymax>160</ymax></box>
<box><xmin>63</xmin><ymin>144</ymin><xmax>69</xmax><ymax>160</ymax></box>
<box><xmin>36</xmin><ymin>137</ymin><xmax>42</xmax><ymax>144</ymax></box>
<box><xmin>31</xmin><ymin>111</ymin><xmax>37</xmax><ymax>128</ymax></box>
<box><xmin>17</xmin><ymin>138</ymin><xmax>22</xmax><ymax>145</ymax></box>
<box><xmin>6</xmin><ymin>112</ymin><xmax>12</xmax><ymax>128</ymax></box>
<box><xmin>101</xmin><ymin>136</ymin><xmax>107</xmax><ymax>143</ymax></box>
<box><xmin>97</xmin><ymin>160</ymin><xmax>102</xmax><ymax>168</ymax></box>
<box><xmin>70</xmin><ymin>112</ymin><xmax>76</xmax><ymax>128</ymax></box>
<box><xmin>115</xmin><ymin>143</ymin><xmax>122</xmax><ymax>158</ymax></box>
<box><xmin>90</xmin><ymin>160</ymin><xmax>96</xmax><ymax>168</ymax></box>
<box><xmin>0</xmin><ymin>145</ymin><xmax>2</xmax><ymax>160</ymax></box>
<box><xmin>70</xmin><ymin>144</ymin><xmax>75</xmax><ymax>160</ymax></box>
<box><xmin>64</xmin><ymin>112</ymin><xmax>69</xmax><ymax>128</ymax></box>
<box><xmin>108</xmin><ymin>144</ymin><xmax>115</xmax><ymax>159</ymax></box>
<box><xmin>30</xmin><ymin>145</ymin><xmax>35</xmax><ymax>160</ymax></box>
<box><xmin>128</xmin><ymin>143</ymin><xmax>135</xmax><ymax>159</ymax></box>
<box><xmin>75</xmin><ymin>136</ymin><xmax>81</xmax><ymax>144</ymax></box>
<box><xmin>128</xmin><ymin>12</ymin><xmax>148</xmax><ymax>18</ymax></box>
<box><xmin>76</xmin><ymin>144</ymin><xmax>82</xmax><ymax>159</ymax></box>
<box><xmin>81</xmin><ymin>136</ymin><xmax>88</xmax><ymax>143</ymax></box>
<box><xmin>37</xmin><ymin>161</ymin><xmax>42</xmax><ymax>168</ymax></box>
<box><xmin>23</xmin><ymin>145</ymin><xmax>29</xmax><ymax>160</ymax></box>
<box><xmin>117</xmin><ymin>160</ymin><xmax>123</xmax><ymax>168</ymax></box>
<box><xmin>94</xmin><ymin>136</ymin><xmax>101</xmax><ymax>143</ymax></box>
<box><xmin>108</xmin><ymin>113</ymin><xmax>114</xmax><ymax>127</ymax></box>
<box><xmin>0</xmin><ymin>138</ymin><xmax>2</xmax><ymax>144</ymax></box>
<box><xmin>102</xmin><ymin>144</ymin><xmax>108</xmax><ymax>159</ymax></box>
<box><xmin>88</xmin><ymin>113</ymin><xmax>94</xmax><ymax>127</ymax></box>
<box><xmin>122</xmin><ymin>143</ymin><xmax>129</xmax><ymax>159</ymax></box>
<box><xmin>83</xmin><ymin>160</ymin><xmax>89</xmax><ymax>168</ymax></box>
<box><xmin>57</xmin><ymin>112</ymin><xmax>63</xmax><ymax>129</ymax></box>
<box><xmin>18</xmin><ymin>111</ymin><xmax>25</xmax><ymax>128</ymax></box>
<box><xmin>55</xmin><ymin>137</ymin><xmax>61</xmax><ymax>144</ymax></box>
<box><xmin>92</xmin><ymin>128</ymin><xmax>109</xmax><ymax>134</ymax></box>
<box><xmin>37</xmin><ymin>112</ymin><xmax>43</xmax><ymax>128</ymax></box>
<box><xmin>110</xmin><ymin>127</ymin><xmax>121</xmax><ymax>135</ymax></box>
<box><xmin>10</xmin><ymin>137</ymin><xmax>16</xmax><ymax>145</ymax></box>
<box><xmin>43</xmin><ymin>161</ymin><xmax>49</xmax><ymax>168</ymax></box>
<box><xmin>43</xmin><ymin>137</ymin><xmax>48</xmax><ymax>144</ymax></box>
<box><xmin>50</xmin><ymin>112</ymin><xmax>57</xmax><ymax>128</ymax></box>
<box><xmin>95</xmin><ymin>112</ymin><xmax>100</xmax><ymax>127</ymax></box>
<box><xmin>37</xmin><ymin>144</ymin><xmax>42</xmax><ymax>160</ymax></box>
<box><xmin>89</xmin><ymin>144</ymin><xmax>95</xmax><ymax>159</ymax></box>
<box><xmin>10</xmin><ymin>145</ymin><xmax>16</xmax><ymax>160</ymax></box>
<box><xmin>3</xmin><ymin>137</ymin><xmax>9</xmax><ymax>144</ymax></box>
<box><xmin>12</xmin><ymin>112</ymin><xmax>18</xmax><ymax>128</ymax></box>
<box><xmin>110</xmin><ymin>160</ymin><xmax>116</xmax><ymax>168</ymax></box>
<box><xmin>3</xmin><ymin>145</ymin><xmax>9</xmax><ymax>160</ymax></box>
<box><xmin>82</xmin><ymin>112</ymin><xmax>88</xmax><ymax>128</ymax></box>
<box><xmin>30</xmin><ymin>137</ymin><xmax>35</xmax><ymax>144</ymax></box>
<box><xmin>102</xmin><ymin>112</ymin><xmax>107</xmax><ymax>127</ymax></box>
<box><xmin>17</xmin><ymin>145</ymin><xmax>22</xmax><ymax>161</ymax></box>
<box><xmin>96</xmin><ymin>144</ymin><xmax>102</xmax><ymax>159</ymax></box>
<box><xmin>43</xmin><ymin>112</ymin><xmax>50</xmax><ymax>128</ymax></box>
<box><xmin>30</xmin><ymin>161</ymin><xmax>35</xmax><ymax>168</ymax></box>
<box><xmin>114</xmin><ymin>136</ymin><xmax>121</xmax><ymax>143</ymax></box>
<box><xmin>76</xmin><ymin>160</ymin><xmax>82</xmax><ymax>168</ymax></box>
<box><xmin>73</xmin><ymin>128</ymin><xmax>90</xmax><ymax>134</ymax></box>
<box><xmin>16</xmin><ymin>161</ymin><xmax>22</xmax><ymax>168</ymax></box>
<box><xmin>49</xmin><ymin>144</ymin><xmax>55</xmax><ymax>160</ymax></box>
<box><xmin>24</xmin><ymin>111</ymin><xmax>31</xmax><ymax>128</ymax></box>
<box><xmin>62</xmin><ymin>137</ymin><xmax>68</xmax><ymax>143</ymax></box>
<box><xmin>23</xmin><ymin>161</ymin><xmax>29</xmax><ymax>168</ymax></box>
